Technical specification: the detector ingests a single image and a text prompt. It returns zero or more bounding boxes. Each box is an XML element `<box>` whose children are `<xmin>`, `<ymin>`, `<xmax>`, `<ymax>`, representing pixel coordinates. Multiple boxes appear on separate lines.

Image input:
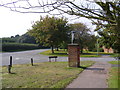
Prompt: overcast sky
<box><xmin>0</xmin><ymin>5</ymin><xmax>96</xmax><ymax>38</ymax></box>
<box><xmin>0</xmin><ymin>7</ymin><xmax>41</xmax><ymax>38</ymax></box>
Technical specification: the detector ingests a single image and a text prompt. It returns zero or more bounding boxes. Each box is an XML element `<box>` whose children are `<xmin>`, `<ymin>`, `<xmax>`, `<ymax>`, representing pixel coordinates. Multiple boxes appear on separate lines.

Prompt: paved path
<box><xmin>66</xmin><ymin>61</ymin><xmax>111</xmax><ymax>88</ymax></box>
<box><xmin>1</xmin><ymin>49</ymin><xmax>116</xmax><ymax>66</ymax></box>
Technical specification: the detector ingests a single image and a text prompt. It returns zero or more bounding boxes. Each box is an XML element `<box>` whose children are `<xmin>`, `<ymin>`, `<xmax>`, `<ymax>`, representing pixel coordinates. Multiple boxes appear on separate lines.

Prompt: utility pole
<box><xmin>97</xmin><ymin>38</ymin><xmax>99</xmax><ymax>56</ymax></box>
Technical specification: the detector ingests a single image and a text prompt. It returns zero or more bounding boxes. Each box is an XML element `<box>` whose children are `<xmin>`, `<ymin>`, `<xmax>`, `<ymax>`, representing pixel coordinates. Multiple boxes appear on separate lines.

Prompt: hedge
<box><xmin>2</xmin><ymin>43</ymin><xmax>40</xmax><ymax>52</ymax></box>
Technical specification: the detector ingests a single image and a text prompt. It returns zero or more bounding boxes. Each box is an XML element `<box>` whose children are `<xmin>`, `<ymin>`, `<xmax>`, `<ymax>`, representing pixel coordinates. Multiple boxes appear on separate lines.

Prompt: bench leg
<box><xmin>55</xmin><ymin>58</ymin><xmax>57</xmax><ymax>62</ymax></box>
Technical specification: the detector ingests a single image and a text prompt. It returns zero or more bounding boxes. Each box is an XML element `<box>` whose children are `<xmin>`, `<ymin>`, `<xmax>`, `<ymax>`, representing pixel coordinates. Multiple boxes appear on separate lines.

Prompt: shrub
<box><xmin>2</xmin><ymin>43</ymin><xmax>40</xmax><ymax>52</ymax></box>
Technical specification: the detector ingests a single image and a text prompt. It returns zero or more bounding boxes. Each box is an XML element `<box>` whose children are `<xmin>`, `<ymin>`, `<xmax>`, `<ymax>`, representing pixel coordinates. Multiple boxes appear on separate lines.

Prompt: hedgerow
<box><xmin>2</xmin><ymin>43</ymin><xmax>40</xmax><ymax>52</ymax></box>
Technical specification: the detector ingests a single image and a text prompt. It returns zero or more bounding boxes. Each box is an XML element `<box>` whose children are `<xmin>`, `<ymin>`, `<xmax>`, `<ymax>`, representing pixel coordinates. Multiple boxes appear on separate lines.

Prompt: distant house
<box><xmin>102</xmin><ymin>46</ymin><xmax>114</xmax><ymax>53</ymax></box>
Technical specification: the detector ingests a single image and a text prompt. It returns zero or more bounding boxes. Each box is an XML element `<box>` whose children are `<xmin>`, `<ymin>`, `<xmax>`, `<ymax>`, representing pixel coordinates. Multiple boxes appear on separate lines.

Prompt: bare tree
<box><xmin>0</xmin><ymin>0</ymin><xmax>119</xmax><ymax>29</ymax></box>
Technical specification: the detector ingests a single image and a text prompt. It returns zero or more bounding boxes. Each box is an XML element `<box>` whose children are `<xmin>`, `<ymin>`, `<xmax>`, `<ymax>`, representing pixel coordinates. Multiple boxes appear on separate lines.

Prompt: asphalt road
<box><xmin>0</xmin><ymin>49</ymin><xmax>116</xmax><ymax>66</ymax></box>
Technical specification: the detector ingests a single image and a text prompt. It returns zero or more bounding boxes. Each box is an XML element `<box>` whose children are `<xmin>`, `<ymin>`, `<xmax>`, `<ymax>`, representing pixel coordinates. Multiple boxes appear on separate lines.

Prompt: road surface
<box><xmin>0</xmin><ymin>49</ymin><xmax>116</xmax><ymax>66</ymax></box>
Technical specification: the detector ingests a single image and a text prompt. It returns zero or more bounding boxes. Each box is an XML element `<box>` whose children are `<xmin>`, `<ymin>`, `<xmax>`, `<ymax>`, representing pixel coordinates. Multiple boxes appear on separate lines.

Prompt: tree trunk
<box><xmin>56</xmin><ymin>47</ymin><xmax>59</xmax><ymax>51</ymax></box>
<box><xmin>80</xmin><ymin>48</ymin><xmax>83</xmax><ymax>54</ymax></box>
<box><xmin>51</xmin><ymin>45</ymin><xmax>54</xmax><ymax>54</ymax></box>
<box><xmin>80</xmin><ymin>43</ymin><xmax>83</xmax><ymax>54</ymax></box>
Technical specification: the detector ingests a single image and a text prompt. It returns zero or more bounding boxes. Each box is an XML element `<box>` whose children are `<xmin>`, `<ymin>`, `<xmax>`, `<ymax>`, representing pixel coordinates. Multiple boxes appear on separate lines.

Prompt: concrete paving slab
<box><xmin>66</xmin><ymin>61</ymin><xmax>111</xmax><ymax>88</ymax></box>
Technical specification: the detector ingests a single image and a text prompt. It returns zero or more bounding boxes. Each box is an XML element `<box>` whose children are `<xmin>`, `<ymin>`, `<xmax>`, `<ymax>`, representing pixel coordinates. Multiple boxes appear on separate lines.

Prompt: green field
<box><xmin>40</xmin><ymin>49</ymin><xmax>103</xmax><ymax>57</ymax></box>
<box><xmin>108</xmin><ymin>61</ymin><xmax>119</xmax><ymax>88</ymax></box>
<box><xmin>2</xmin><ymin>61</ymin><xmax>95</xmax><ymax>88</ymax></box>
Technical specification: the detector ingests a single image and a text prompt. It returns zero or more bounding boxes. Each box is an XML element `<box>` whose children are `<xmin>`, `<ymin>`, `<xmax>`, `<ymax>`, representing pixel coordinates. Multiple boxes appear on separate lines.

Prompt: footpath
<box><xmin>66</xmin><ymin>61</ymin><xmax>111</xmax><ymax>88</ymax></box>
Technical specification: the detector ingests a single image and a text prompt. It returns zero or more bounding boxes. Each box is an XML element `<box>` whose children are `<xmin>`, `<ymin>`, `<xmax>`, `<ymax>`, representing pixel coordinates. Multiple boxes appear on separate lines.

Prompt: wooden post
<box><xmin>8</xmin><ymin>65</ymin><xmax>11</xmax><ymax>73</ymax></box>
<box><xmin>10</xmin><ymin>56</ymin><xmax>12</xmax><ymax>67</ymax></box>
<box><xmin>31</xmin><ymin>58</ymin><xmax>33</xmax><ymax>66</ymax></box>
<box><xmin>55</xmin><ymin>58</ymin><xmax>57</xmax><ymax>62</ymax></box>
<box><xmin>49</xmin><ymin>58</ymin><xmax>51</xmax><ymax>62</ymax></box>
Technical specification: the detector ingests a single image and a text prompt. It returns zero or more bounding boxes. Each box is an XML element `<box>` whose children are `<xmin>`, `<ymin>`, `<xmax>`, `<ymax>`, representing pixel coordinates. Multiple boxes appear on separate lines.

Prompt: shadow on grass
<box><xmin>9</xmin><ymin>72</ymin><xmax>16</xmax><ymax>74</ymax></box>
<box><xmin>79</xmin><ymin>66</ymin><xmax>105</xmax><ymax>71</ymax></box>
<box><xmin>78</xmin><ymin>66</ymin><xmax>87</xmax><ymax>69</ymax></box>
<box><xmin>32</xmin><ymin>64</ymin><xmax>40</xmax><ymax>66</ymax></box>
<box><xmin>82</xmin><ymin>53</ymin><xmax>94</xmax><ymax>55</ymax></box>
<box><xmin>85</xmin><ymin>68</ymin><xmax>104</xmax><ymax>70</ymax></box>
<box><xmin>54</xmin><ymin>53</ymin><xmax>67</xmax><ymax>55</ymax></box>
<box><xmin>49</xmin><ymin>53</ymin><xmax>68</xmax><ymax>56</ymax></box>
<box><xmin>82</xmin><ymin>53</ymin><xmax>112</xmax><ymax>55</ymax></box>
<box><xmin>51</xmin><ymin>52</ymin><xmax>111</xmax><ymax>56</ymax></box>
<box><xmin>1</xmin><ymin>72</ymin><xmax>17</xmax><ymax>74</ymax></box>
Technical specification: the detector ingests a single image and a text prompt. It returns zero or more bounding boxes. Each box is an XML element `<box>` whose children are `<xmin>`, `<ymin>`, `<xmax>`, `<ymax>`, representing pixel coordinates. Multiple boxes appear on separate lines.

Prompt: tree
<box><xmin>98</xmin><ymin>28</ymin><xmax>116</xmax><ymax>52</ymax></box>
<box><xmin>1</xmin><ymin>0</ymin><xmax>119</xmax><ymax>52</ymax></box>
<box><xmin>13</xmin><ymin>34</ymin><xmax>20</xmax><ymax>43</ymax></box>
<box><xmin>2</xmin><ymin>37</ymin><xmax>16</xmax><ymax>43</ymax></box>
<box><xmin>88</xmin><ymin>35</ymin><xmax>97</xmax><ymax>52</ymax></box>
<box><xmin>70</xmin><ymin>23</ymin><xmax>96</xmax><ymax>53</ymax></box>
<box><xmin>28</xmin><ymin>16</ymin><xmax>69</xmax><ymax>53</ymax></box>
<box><xmin>18</xmin><ymin>33</ymin><xmax>36</xmax><ymax>44</ymax></box>
<box><xmin>2</xmin><ymin>34</ymin><xmax>21</xmax><ymax>43</ymax></box>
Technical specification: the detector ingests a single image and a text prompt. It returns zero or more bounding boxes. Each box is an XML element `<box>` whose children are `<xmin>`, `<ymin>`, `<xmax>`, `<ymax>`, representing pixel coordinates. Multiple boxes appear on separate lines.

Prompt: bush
<box><xmin>99</xmin><ymin>48</ymin><xmax>104</xmax><ymax>52</ymax></box>
<box><xmin>90</xmin><ymin>48</ymin><xmax>104</xmax><ymax>52</ymax></box>
<box><xmin>2</xmin><ymin>43</ymin><xmax>40</xmax><ymax>52</ymax></box>
<box><xmin>2</xmin><ymin>38</ymin><xmax>16</xmax><ymax>43</ymax></box>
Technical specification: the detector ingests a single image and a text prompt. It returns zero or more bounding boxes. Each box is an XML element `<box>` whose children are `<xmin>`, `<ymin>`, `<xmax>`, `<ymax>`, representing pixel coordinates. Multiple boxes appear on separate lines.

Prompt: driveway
<box><xmin>0</xmin><ymin>49</ymin><xmax>116</xmax><ymax>66</ymax></box>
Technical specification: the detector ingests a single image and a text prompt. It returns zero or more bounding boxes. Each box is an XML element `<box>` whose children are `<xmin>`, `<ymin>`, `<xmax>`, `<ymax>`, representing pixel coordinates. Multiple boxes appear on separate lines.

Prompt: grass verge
<box><xmin>107</xmin><ymin>61</ymin><xmax>119</xmax><ymax>88</ymax></box>
<box><xmin>40</xmin><ymin>50</ymin><xmax>101</xmax><ymax>57</ymax></box>
<box><xmin>108</xmin><ymin>61</ymin><xmax>120</xmax><ymax>65</ymax></box>
<box><xmin>2</xmin><ymin>61</ymin><xmax>95</xmax><ymax>88</ymax></box>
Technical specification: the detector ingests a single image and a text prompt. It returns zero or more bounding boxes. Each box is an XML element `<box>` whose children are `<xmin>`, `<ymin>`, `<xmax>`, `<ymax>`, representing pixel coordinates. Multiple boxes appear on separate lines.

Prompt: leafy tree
<box><xmin>1</xmin><ymin>0</ymin><xmax>119</xmax><ymax>52</ymax></box>
<box><xmin>98</xmin><ymin>27</ymin><xmax>118</xmax><ymax>53</ymax></box>
<box><xmin>2</xmin><ymin>38</ymin><xmax>16</xmax><ymax>43</ymax></box>
<box><xmin>11</xmin><ymin>34</ymin><xmax>20</xmax><ymax>43</ymax></box>
<box><xmin>86</xmin><ymin>35</ymin><xmax>97</xmax><ymax>52</ymax></box>
<box><xmin>60</xmin><ymin>41</ymin><xmax>68</xmax><ymax>50</ymax></box>
<box><xmin>70</xmin><ymin>23</ymin><xmax>96</xmax><ymax>53</ymax></box>
<box><xmin>18</xmin><ymin>33</ymin><xmax>36</xmax><ymax>44</ymax></box>
<box><xmin>28</xmin><ymin>16</ymin><xmax>69</xmax><ymax>53</ymax></box>
<box><xmin>2</xmin><ymin>34</ymin><xmax>20</xmax><ymax>43</ymax></box>
<box><xmin>15</xmin><ymin>34</ymin><xmax>20</xmax><ymax>38</ymax></box>
<box><xmin>11</xmin><ymin>36</ymin><xmax>14</xmax><ymax>38</ymax></box>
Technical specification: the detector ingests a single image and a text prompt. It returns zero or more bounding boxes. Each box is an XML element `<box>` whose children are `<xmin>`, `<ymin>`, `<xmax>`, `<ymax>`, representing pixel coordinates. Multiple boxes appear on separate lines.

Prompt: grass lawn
<box><xmin>2</xmin><ymin>61</ymin><xmax>95</xmax><ymax>88</ymax></box>
<box><xmin>87</xmin><ymin>52</ymin><xmax>114</xmax><ymax>55</ymax></box>
<box><xmin>108</xmin><ymin>61</ymin><xmax>120</xmax><ymax>65</ymax></box>
<box><xmin>40</xmin><ymin>49</ymin><xmax>102</xmax><ymax>57</ymax></box>
<box><xmin>108</xmin><ymin>61</ymin><xmax>119</xmax><ymax>88</ymax></box>
<box><xmin>110</xmin><ymin>53</ymin><xmax>120</xmax><ymax>58</ymax></box>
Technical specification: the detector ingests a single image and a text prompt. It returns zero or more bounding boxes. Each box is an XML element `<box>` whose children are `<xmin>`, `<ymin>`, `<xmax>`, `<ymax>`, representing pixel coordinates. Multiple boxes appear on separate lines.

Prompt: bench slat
<box><xmin>49</xmin><ymin>56</ymin><xmax>57</xmax><ymax>58</ymax></box>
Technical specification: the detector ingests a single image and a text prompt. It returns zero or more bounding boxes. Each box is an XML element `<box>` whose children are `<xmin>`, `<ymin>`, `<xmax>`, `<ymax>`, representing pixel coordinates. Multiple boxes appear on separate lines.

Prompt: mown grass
<box><xmin>108</xmin><ymin>61</ymin><xmax>119</xmax><ymax>88</ymax></box>
<box><xmin>110</xmin><ymin>53</ymin><xmax>120</xmax><ymax>59</ymax></box>
<box><xmin>107</xmin><ymin>67</ymin><xmax>119</xmax><ymax>88</ymax></box>
<box><xmin>2</xmin><ymin>61</ymin><xmax>95</xmax><ymax>88</ymax></box>
<box><xmin>40</xmin><ymin>49</ymin><xmax>68</xmax><ymax>57</ymax></box>
<box><xmin>108</xmin><ymin>61</ymin><xmax>120</xmax><ymax>65</ymax></box>
<box><xmin>40</xmin><ymin>49</ymin><xmax>101</xmax><ymax>57</ymax></box>
<box><xmin>87</xmin><ymin>51</ymin><xmax>113</xmax><ymax>55</ymax></box>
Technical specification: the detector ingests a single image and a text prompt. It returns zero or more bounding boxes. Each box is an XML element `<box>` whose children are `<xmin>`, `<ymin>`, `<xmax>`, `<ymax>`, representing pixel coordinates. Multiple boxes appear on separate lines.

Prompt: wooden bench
<box><xmin>49</xmin><ymin>56</ymin><xmax>58</xmax><ymax>62</ymax></box>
